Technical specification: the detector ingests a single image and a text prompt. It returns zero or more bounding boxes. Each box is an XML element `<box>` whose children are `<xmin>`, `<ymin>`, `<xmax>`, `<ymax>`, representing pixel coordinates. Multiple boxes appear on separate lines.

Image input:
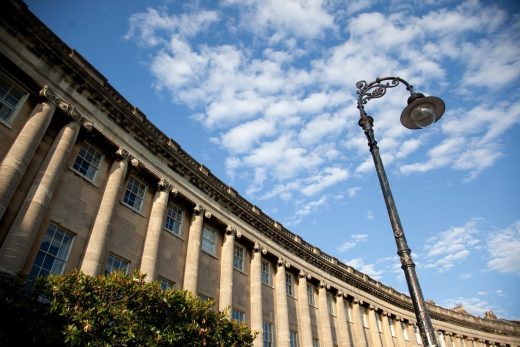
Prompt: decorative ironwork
<box><xmin>356</xmin><ymin>76</ymin><xmax>414</xmax><ymax>116</ymax></box>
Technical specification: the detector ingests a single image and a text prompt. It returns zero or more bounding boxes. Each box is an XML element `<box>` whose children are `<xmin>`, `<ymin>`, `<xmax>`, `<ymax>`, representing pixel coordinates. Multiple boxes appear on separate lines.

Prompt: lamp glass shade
<box><xmin>401</xmin><ymin>94</ymin><xmax>445</xmax><ymax>129</ymax></box>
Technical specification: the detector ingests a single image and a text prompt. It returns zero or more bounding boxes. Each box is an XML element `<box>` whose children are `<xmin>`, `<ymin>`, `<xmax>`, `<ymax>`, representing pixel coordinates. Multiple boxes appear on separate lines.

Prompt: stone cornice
<box><xmin>1</xmin><ymin>0</ymin><xmax>519</xmax><ymax>339</ymax></box>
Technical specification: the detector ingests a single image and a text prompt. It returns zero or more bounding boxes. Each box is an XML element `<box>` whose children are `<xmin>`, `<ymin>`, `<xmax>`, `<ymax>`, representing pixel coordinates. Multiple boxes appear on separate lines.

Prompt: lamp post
<box><xmin>356</xmin><ymin>77</ymin><xmax>445</xmax><ymax>347</ymax></box>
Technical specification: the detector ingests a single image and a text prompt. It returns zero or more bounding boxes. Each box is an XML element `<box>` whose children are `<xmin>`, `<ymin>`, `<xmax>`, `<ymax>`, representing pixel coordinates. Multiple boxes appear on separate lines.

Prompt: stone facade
<box><xmin>0</xmin><ymin>1</ymin><xmax>519</xmax><ymax>346</ymax></box>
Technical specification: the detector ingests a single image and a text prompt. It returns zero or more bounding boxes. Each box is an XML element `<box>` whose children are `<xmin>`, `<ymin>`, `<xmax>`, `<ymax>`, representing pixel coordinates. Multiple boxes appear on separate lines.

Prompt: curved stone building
<box><xmin>0</xmin><ymin>1</ymin><xmax>518</xmax><ymax>346</ymax></box>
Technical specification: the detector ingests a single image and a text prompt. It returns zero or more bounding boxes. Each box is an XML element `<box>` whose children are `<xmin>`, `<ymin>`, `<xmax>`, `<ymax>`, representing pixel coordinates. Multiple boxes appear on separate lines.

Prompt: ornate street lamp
<box><xmin>356</xmin><ymin>77</ymin><xmax>445</xmax><ymax>347</ymax></box>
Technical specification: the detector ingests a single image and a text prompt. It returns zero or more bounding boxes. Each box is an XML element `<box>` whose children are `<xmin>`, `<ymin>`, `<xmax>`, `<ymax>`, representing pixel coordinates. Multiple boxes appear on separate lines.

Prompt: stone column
<box><xmin>444</xmin><ymin>332</ymin><xmax>453</xmax><ymax>347</ymax></box>
<box><xmin>140</xmin><ymin>179</ymin><xmax>174</xmax><ymax>281</ymax></box>
<box><xmin>219</xmin><ymin>225</ymin><xmax>237</xmax><ymax>315</ymax></box>
<box><xmin>381</xmin><ymin>313</ymin><xmax>394</xmax><ymax>347</ymax></box>
<box><xmin>275</xmin><ymin>258</ymin><xmax>290</xmax><ymax>347</ymax></box>
<box><xmin>454</xmin><ymin>335</ymin><xmax>464</xmax><ymax>347</ymax></box>
<box><xmin>0</xmin><ymin>119</ymin><xmax>82</xmax><ymax>274</ymax></box>
<box><xmin>183</xmin><ymin>205</ymin><xmax>210</xmax><ymax>293</ymax></box>
<box><xmin>250</xmin><ymin>243</ymin><xmax>265</xmax><ymax>347</ymax></box>
<box><xmin>0</xmin><ymin>87</ymin><xmax>57</xmax><ymax>221</ymax></box>
<box><xmin>80</xmin><ymin>148</ymin><xmax>136</xmax><ymax>275</ymax></box>
<box><xmin>317</xmin><ymin>281</ymin><xmax>333</xmax><ymax>347</ymax></box>
<box><xmin>351</xmin><ymin>299</ymin><xmax>368</xmax><ymax>347</ymax></box>
<box><xmin>335</xmin><ymin>291</ymin><xmax>352</xmax><ymax>347</ymax></box>
<box><xmin>297</xmin><ymin>271</ymin><xmax>313</xmax><ymax>347</ymax></box>
<box><xmin>367</xmin><ymin>305</ymin><xmax>383</xmax><ymax>347</ymax></box>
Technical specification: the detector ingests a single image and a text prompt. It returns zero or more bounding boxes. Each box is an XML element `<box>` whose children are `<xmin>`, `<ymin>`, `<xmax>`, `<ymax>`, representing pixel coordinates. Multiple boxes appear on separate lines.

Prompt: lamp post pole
<box><xmin>356</xmin><ymin>77</ymin><xmax>445</xmax><ymax>347</ymax></box>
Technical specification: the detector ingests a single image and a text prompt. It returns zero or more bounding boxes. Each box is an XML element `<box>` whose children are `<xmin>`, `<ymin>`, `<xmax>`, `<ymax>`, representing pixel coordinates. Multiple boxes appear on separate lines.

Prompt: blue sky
<box><xmin>26</xmin><ymin>0</ymin><xmax>520</xmax><ymax>320</ymax></box>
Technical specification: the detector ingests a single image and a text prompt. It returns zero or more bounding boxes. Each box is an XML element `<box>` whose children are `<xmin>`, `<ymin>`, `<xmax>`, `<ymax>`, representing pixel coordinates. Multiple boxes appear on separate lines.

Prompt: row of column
<box><xmin>0</xmin><ymin>87</ymin><xmax>92</xmax><ymax>274</ymax></box>
<box><xmin>0</xmin><ymin>87</ymin><xmax>507</xmax><ymax>347</ymax></box>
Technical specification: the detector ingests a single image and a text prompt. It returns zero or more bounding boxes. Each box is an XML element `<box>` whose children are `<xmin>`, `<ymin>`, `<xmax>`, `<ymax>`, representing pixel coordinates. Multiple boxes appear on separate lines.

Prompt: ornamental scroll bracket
<box><xmin>356</xmin><ymin>77</ymin><xmax>415</xmax><ymax>117</ymax></box>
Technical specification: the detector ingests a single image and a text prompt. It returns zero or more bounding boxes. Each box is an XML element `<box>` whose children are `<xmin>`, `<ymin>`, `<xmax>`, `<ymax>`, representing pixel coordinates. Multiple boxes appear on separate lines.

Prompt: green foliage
<box><xmin>0</xmin><ymin>271</ymin><xmax>255</xmax><ymax>346</ymax></box>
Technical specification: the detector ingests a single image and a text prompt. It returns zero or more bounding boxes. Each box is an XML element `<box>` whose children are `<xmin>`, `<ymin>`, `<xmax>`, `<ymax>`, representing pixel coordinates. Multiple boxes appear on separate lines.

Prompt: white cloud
<box><xmin>486</xmin><ymin>221</ymin><xmax>520</xmax><ymax>275</ymax></box>
<box><xmin>423</xmin><ymin>219</ymin><xmax>481</xmax><ymax>271</ymax></box>
<box><xmin>337</xmin><ymin>234</ymin><xmax>368</xmax><ymax>253</ymax></box>
<box><xmin>344</xmin><ymin>257</ymin><xmax>384</xmax><ymax>280</ymax></box>
<box><xmin>346</xmin><ymin>186</ymin><xmax>361</xmax><ymax>198</ymax></box>
<box><xmin>223</xmin><ymin>0</ymin><xmax>336</xmax><ymax>40</ymax></box>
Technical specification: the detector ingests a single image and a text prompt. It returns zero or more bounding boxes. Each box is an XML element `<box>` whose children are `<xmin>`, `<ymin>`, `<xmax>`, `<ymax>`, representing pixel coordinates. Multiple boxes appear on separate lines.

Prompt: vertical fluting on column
<box><xmin>140</xmin><ymin>178</ymin><xmax>173</xmax><ymax>281</ymax></box>
<box><xmin>317</xmin><ymin>281</ymin><xmax>333</xmax><ymax>347</ymax></box>
<box><xmin>0</xmin><ymin>119</ymin><xmax>81</xmax><ymax>274</ymax></box>
<box><xmin>250</xmin><ymin>243</ymin><xmax>264</xmax><ymax>347</ymax></box>
<box><xmin>351</xmin><ymin>300</ymin><xmax>368</xmax><ymax>347</ymax></box>
<box><xmin>0</xmin><ymin>88</ymin><xmax>57</xmax><ymax>221</ymax></box>
<box><xmin>219</xmin><ymin>225</ymin><xmax>236</xmax><ymax>316</ymax></box>
<box><xmin>336</xmin><ymin>292</ymin><xmax>352</xmax><ymax>347</ymax></box>
<box><xmin>275</xmin><ymin>258</ymin><xmax>290</xmax><ymax>347</ymax></box>
<box><xmin>80</xmin><ymin>148</ymin><xmax>134</xmax><ymax>276</ymax></box>
<box><xmin>182</xmin><ymin>205</ymin><xmax>205</xmax><ymax>293</ymax></box>
<box><xmin>381</xmin><ymin>313</ymin><xmax>395</xmax><ymax>347</ymax></box>
<box><xmin>367</xmin><ymin>305</ymin><xmax>383</xmax><ymax>347</ymax></box>
<box><xmin>297</xmin><ymin>271</ymin><xmax>313</xmax><ymax>347</ymax></box>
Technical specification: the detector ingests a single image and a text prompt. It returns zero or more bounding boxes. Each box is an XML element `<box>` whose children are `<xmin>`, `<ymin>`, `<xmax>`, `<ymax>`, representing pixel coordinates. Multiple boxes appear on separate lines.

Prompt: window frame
<box><xmin>0</xmin><ymin>73</ymin><xmax>27</xmax><ymax>126</ymax></box>
<box><xmin>263</xmin><ymin>321</ymin><xmax>273</xmax><ymax>347</ymax></box>
<box><xmin>201</xmin><ymin>226</ymin><xmax>217</xmax><ymax>256</ymax></box>
<box><xmin>290</xmin><ymin>330</ymin><xmax>299</xmax><ymax>347</ymax></box>
<box><xmin>233</xmin><ymin>244</ymin><xmax>245</xmax><ymax>272</ymax></box>
<box><xmin>122</xmin><ymin>175</ymin><xmax>147</xmax><ymax>212</ymax></box>
<box><xmin>104</xmin><ymin>253</ymin><xmax>130</xmax><ymax>275</ymax></box>
<box><xmin>307</xmin><ymin>283</ymin><xmax>316</xmax><ymax>306</ymax></box>
<box><xmin>159</xmin><ymin>277</ymin><xmax>175</xmax><ymax>291</ymax></box>
<box><xmin>71</xmin><ymin>142</ymin><xmax>103</xmax><ymax>182</ymax></box>
<box><xmin>29</xmin><ymin>223</ymin><xmax>74</xmax><ymax>279</ymax></box>
<box><xmin>326</xmin><ymin>291</ymin><xmax>336</xmax><ymax>315</ymax></box>
<box><xmin>285</xmin><ymin>272</ymin><xmax>295</xmax><ymax>297</ymax></box>
<box><xmin>261</xmin><ymin>259</ymin><xmax>272</xmax><ymax>285</ymax></box>
<box><xmin>165</xmin><ymin>202</ymin><xmax>183</xmax><ymax>236</ymax></box>
<box><xmin>232</xmin><ymin>308</ymin><xmax>246</xmax><ymax>323</ymax></box>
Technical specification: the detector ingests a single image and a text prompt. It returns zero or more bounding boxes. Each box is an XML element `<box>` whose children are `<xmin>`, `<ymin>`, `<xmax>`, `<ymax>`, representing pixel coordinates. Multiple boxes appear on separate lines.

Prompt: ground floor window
<box><xmin>263</xmin><ymin>321</ymin><xmax>273</xmax><ymax>347</ymax></box>
<box><xmin>29</xmin><ymin>223</ymin><xmax>73</xmax><ymax>279</ymax></box>
<box><xmin>104</xmin><ymin>253</ymin><xmax>129</xmax><ymax>274</ymax></box>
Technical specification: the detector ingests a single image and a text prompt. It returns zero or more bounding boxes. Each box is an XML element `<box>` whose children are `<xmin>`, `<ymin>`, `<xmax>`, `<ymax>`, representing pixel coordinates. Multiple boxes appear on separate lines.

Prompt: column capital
<box><xmin>193</xmin><ymin>204</ymin><xmax>204</xmax><ymax>215</ymax></box>
<box><xmin>225</xmin><ymin>225</ymin><xmax>241</xmax><ymax>238</ymax></box>
<box><xmin>157</xmin><ymin>178</ymin><xmax>173</xmax><ymax>192</ymax></box>
<box><xmin>298</xmin><ymin>270</ymin><xmax>311</xmax><ymax>280</ymax></box>
<box><xmin>337</xmin><ymin>290</ymin><xmax>345</xmax><ymax>298</ymax></box>
<box><xmin>277</xmin><ymin>257</ymin><xmax>290</xmax><ymax>268</ymax></box>
<box><xmin>115</xmin><ymin>147</ymin><xmax>139</xmax><ymax>166</ymax></box>
<box><xmin>319</xmin><ymin>280</ymin><xmax>330</xmax><ymax>289</ymax></box>
<box><xmin>40</xmin><ymin>85</ymin><xmax>93</xmax><ymax>130</ymax></box>
<box><xmin>252</xmin><ymin>242</ymin><xmax>267</xmax><ymax>254</ymax></box>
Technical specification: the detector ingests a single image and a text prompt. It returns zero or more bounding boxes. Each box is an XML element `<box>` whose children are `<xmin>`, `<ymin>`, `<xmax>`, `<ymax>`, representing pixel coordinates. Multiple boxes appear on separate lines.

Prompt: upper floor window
<box><xmin>326</xmin><ymin>292</ymin><xmax>335</xmax><ymax>315</ymax></box>
<box><xmin>104</xmin><ymin>253</ymin><xmax>129</xmax><ymax>275</ymax></box>
<box><xmin>402</xmin><ymin>322</ymin><xmax>409</xmax><ymax>340</ymax></box>
<box><xmin>414</xmin><ymin>326</ymin><xmax>423</xmax><ymax>345</ymax></box>
<box><xmin>307</xmin><ymin>283</ymin><xmax>315</xmax><ymax>306</ymax></box>
<box><xmin>376</xmin><ymin>312</ymin><xmax>383</xmax><ymax>333</ymax></box>
<box><xmin>165</xmin><ymin>203</ymin><xmax>183</xmax><ymax>236</ymax></box>
<box><xmin>29</xmin><ymin>223</ymin><xmax>73</xmax><ymax>280</ymax></box>
<box><xmin>261</xmin><ymin>259</ymin><xmax>271</xmax><ymax>285</ymax></box>
<box><xmin>0</xmin><ymin>74</ymin><xmax>25</xmax><ymax>124</ymax></box>
<box><xmin>72</xmin><ymin>143</ymin><xmax>103</xmax><ymax>182</ymax></box>
<box><xmin>123</xmin><ymin>175</ymin><xmax>146</xmax><ymax>212</ymax></box>
<box><xmin>290</xmin><ymin>330</ymin><xmax>299</xmax><ymax>347</ymax></box>
<box><xmin>201</xmin><ymin>226</ymin><xmax>217</xmax><ymax>256</ymax></box>
<box><xmin>233</xmin><ymin>244</ymin><xmax>245</xmax><ymax>271</ymax></box>
<box><xmin>285</xmin><ymin>273</ymin><xmax>295</xmax><ymax>297</ymax></box>
<box><xmin>232</xmin><ymin>308</ymin><xmax>245</xmax><ymax>323</ymax></box>
<box><xmin>263</xmin><ymin>321</ymin><xmax>273</xmax><ymax>347</ymax></box>
<box><xmin>389</xmin><ymin>317</ymin><xmax>396</xmax><ymax>337</ymax></box>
